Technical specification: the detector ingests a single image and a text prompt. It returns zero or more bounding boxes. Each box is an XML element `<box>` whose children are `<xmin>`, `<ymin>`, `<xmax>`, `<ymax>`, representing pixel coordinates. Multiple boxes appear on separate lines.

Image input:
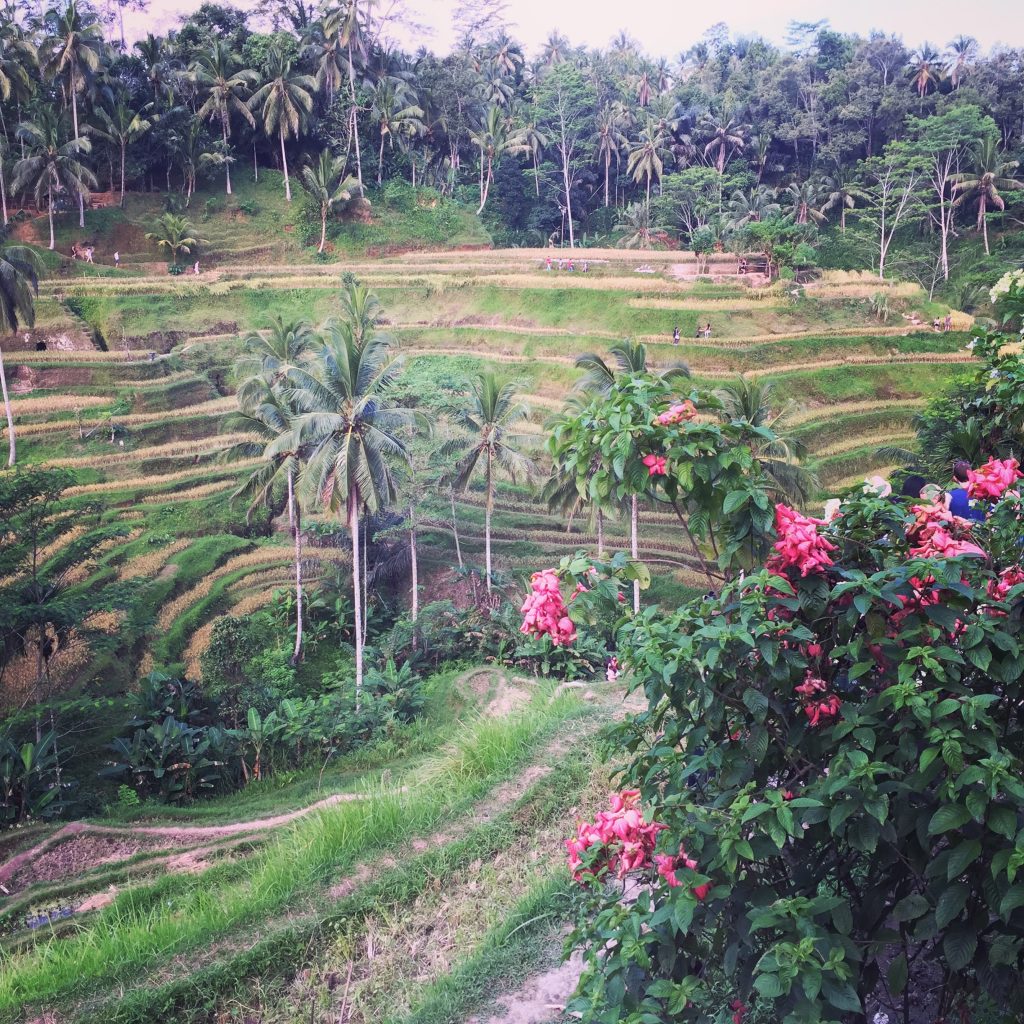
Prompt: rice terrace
<box><xmin>2</xmin><ymin>2</ymin><xmax>1024</xmax><ymax>1023</ymax></box>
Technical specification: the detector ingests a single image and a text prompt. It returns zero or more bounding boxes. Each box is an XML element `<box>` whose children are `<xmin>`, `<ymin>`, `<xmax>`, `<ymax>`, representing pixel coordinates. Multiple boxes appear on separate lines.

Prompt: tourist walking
<box><xmin>113</xmin><ymin>250</ymin><xmax>120</xmax><ymax>269</ymax></box>
<box><xmin>672</xmin><ymin>326</ymin><xmax>680</xmax><ymax>345</ymax></box>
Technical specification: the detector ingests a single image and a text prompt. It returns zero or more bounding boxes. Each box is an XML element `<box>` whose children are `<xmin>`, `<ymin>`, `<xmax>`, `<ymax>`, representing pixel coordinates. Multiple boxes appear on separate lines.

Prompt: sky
<box><xmin>120</xmin><ymin>0</ymin><xmax>1024</xmax><ymax>56</ymax></box>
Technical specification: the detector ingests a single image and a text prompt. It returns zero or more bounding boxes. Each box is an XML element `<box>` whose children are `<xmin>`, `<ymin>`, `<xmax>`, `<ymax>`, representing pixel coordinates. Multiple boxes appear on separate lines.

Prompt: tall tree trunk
<box><xmin>253</xmin><ymin>140</ymin><xmax>258</xmax><ymax>182</ymax></box>
<box><xmin>409</xmin><ymin>509</ymin><xmax>419</xmax><ymax>624</ymax></box>
<box><xmin>1</xmin><ymin>344</ymin><xmax>15</xmax><ymax>467</ymax></box>
<box><xmin>980</xmin><ymin>196</ymin><xmax>990</xmax><ymax>255</ymax></box>
<box><xmin>280</xmin><ymin>126</ymin><xmax>292</xmax><ymax>201</ymax></box>
<box><xmin>286</xmin><ymin>468</ymin><xmax>295</xmax><ymax>528</ymax></box>
<box><xmin>47</xmin><ymin>186</ymin><xmax>55</xmax><ymax>250</ymax></box>
<box><xmin>291</xmin><ymin>495</ymin><xmax>303</xmax><ymax>666</ymax></box>
<box><xmin>348</xmin><ymin>492</ymin><xmax>363</xmax><ymax>705</ymax></box>
<box><xmin>319</xmin><ymin>206</ymin><xmax>327</xmax><ymax>253</ymax></box>
<box><xmin>562</xmin><ymin>155</ymin><xmax>575</xmax><ymax>248</ymax></box>
<box><xmin>604</xmin><ymin>153</ymin><xmax>610</xmax><ymax>207</ymax></box>
<box><xmin>120</xmin><ymin>142</ymin><xmax>126</xmax><ymax>207</ymax></box>
<box><xmin>450</xmin><ymin>487</ymin><xmax>463</xmax><ymax>569</ymax></box>
<box><xmin>222</xmin><ymin>119</ymin><xmax>232</xmax><ymax>195</ymax></box>
<box><xmin>596</xmin><ymin>506</ymin><xmax>604</xmax><ymax>559</ymax></box>
<box><xmin>347</xmin><ymin>41</ymin><xmax>363</xmax><ymax>191</ymax></box>
<box><xmin>0</xmin><ymin>153</ymin><xmax>8</xmax><ymax>226</ymax></box>
<box><xmin>72</xmin><ymin>89</ymin><xmax>85</xmax><ymax>228</ymax></box>
<box><xmin>477</xmin><ymin>152</ymin><xmax>485</xmax><ymax>214</ymax></box>
<box><xmin>484</xmin><ymin>454</ymin><xmax>493</xmax><ymax>593</ymax></box>
<box><xmin>533</xmin><ymin>150</ymin><xmax>540</xmax><ymax>196</ymax></box>
<box><xmin>630</xmin><ymin>495</ymin><xmax>639</xmax><ymax>614</ymax></box>
<box><xmin>840</xmin><ymin>206</ymin><xmax>846</xmax><ymax>234</ymax></box>
<box><xmin>378</xmin><ymin>133</ymin><xmax>385</xmax><ymax>185</ymax></box>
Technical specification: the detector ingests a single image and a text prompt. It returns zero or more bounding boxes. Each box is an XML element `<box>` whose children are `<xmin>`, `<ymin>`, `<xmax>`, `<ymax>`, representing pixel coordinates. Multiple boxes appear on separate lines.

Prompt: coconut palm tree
<box><xmin>595</xmin><ymin>103</ymin><xmax>626</xmax><ymax>208</ymax></box>
<box><xmin>819</xmin><ymin>169</ymin><xmax>859</xmax><ymax>233</ymax></box>
<box><xmin>951</xmin><ymin>139</ymin><xmax>1021</xmax><ymax>255</ymax></box>
<box><xmin>633</xmin><ymin>69</ymin><xmax>653</xmax><ymax>108</ymax></box>
<box><xmin>324</xmin><ymin>0</ymin><xmax>368</xmax><ymax>192</ymax></box>
<box><xmin>370</xmin><ymin>77</ymin><xmax>423</xmax><ymax>186</ymax></box>
<box><xmin>249</xmin><ymin>48</ymin><xmax>316</xmax><ymax>202</ymax></box>
<box><xmin>288</xmin><ymin>282</ymin><xmax>418</xmax><ymax>701</ymax></box>
<box><xmin>39</xmin><ymin>0</ymin><xmax>105</xmax><ymax>228</ymax></box>
<box><xmin>616</xmin><ymin>201</ymin><xmax>665</xmax><ymax>249</ymax></box>
<box><xmin>713</xmin><ymin>376</ymin><xmax>815</xmax><ymax>505</ymax></box>
<box><xmin>945</xmin><ymin>35</ymin><xmax>978</xmax><ymax>90</ymax></box>
<box><xmin>907</xmin><ymin>45</ymin><xmax>943</xmax><ymax>101</ymax></box>
<box><xmin>785</xmin><ymin>180</ymin><xmax>827</xmax><ymax>225</ymax></box>
<box><xmin>304</xmin><ymin>19</ymin><xmax>345</xmax><ymax>105</ymax></box>
<box><xmin>144</xmin><ymin>211</ymin><xmax>200</xmax><ymax>268</ymax></box>
<box><xmin>540</xmin><ymin>31</ymin><xmax>569</xmax><ymax>69</ymax></box>
<box><xmin>519</xmin><ymin>119</ymin><xmax>547</xmax><ymax>198</ymax></box>
<box><xmin>0</xmin><ymin>22</ymin><xmax>37</xmax><ymax>226</ymax></box>
<box><xmin>93</xmin><ymin>95</ymin><xmax>151</xmax><ymax>207</ymax></box>
<box><xmin>575</xmin><ymin>340</ymin><xmax>690</xmax><ymax>612</ymax></box>
<box><xmin>701</xmin><ymin>111</ymin><xmax>748</xmax><ymax>174</ymax></box>
<box><xmin>489</xmin><ymin>33</ymin><xmax>524</xmax><ymax>78</ymax></box>
<box><xmin>469</xmin><ymin>104</ymin><xmax>526</xmax><ymax>215</ymax></box>
<box><xmin>727</xmin><ymin>186</ymin><xmax>780</xmax><ymax>229</ymax></box>
<box><xmin>191</xmin><ymin>40</ymin><xmax>257</xmax><ymax>196</ymax></box>
<box><xmin>222</xmin><ymin>379</ymin><xmax>308</xmax><ymax>664</ymax></box>
<box><xmin>12</xmin><ymin>109</ymin><xmax>97</xmax><ymax>251</ymax></box>
<box><xmin>0</xmin><ymin>223</ymin><xmax>40</xmax><ymax>467</ymax></box>
<box><xmin>627</xmin><ymin>116</ymin><xmax>669</xmax><ymax>205</ymax></box>
<box><xmin>236</xmin><ymin>313</ymin><xmax>317</xmax><ymax>406</ymax></box>
<box><xmin>447</xmin><ymin>373</ymin><xmax>537</xmax><ymax>594</ymax></box>
<box><xmin>298</xmin><ymin>150</ymin><xmax>358</xmax><ymax>254</ymax></box>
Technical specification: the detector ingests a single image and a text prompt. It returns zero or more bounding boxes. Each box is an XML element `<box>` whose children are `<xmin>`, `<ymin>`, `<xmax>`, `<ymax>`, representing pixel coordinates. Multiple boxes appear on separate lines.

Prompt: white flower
<box><xmin>823</xmin><ymin>498</ymin><xmax>842</xmax><ymax>522</ymax></box>
<box><xmin>966</xmin><ymin>338</ymin><xmax>977</xmax><ymax>351</ymax></box>
<box><xmin>863</xmin><ymin>475</ymin><xmax>892</xmax><ymax>498</ymax></box>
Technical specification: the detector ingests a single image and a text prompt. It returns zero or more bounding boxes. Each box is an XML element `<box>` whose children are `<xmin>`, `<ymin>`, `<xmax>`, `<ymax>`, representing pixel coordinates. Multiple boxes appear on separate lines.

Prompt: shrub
<box><xmin>565</xmin><ymin>483</ymin><xmax>1024</xmax><ymax>1022</ymax></box>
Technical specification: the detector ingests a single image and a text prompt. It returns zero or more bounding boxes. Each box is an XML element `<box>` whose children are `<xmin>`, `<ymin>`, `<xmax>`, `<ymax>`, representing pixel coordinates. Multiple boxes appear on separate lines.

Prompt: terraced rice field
<box><xmin>3</xmin><ymin>246</ymin><xmax>967</xmax><ymax>686</ymax></box>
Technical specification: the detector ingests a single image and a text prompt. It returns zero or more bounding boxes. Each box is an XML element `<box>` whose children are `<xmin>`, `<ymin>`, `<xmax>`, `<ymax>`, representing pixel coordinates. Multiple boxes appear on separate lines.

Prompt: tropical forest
<box><xmin>1</xmin><ymin>0</ymin><xmax>1024</xmax><ymax>1021</ymax></box>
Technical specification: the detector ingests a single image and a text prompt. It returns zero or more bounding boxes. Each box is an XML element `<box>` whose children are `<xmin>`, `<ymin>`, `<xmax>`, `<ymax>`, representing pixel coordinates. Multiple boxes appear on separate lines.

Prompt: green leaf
<box><xmin>928</xmin><ymin>804</ymin><xmax>972</xmax><ymax>835</ymax></box>
<box><xmin>999</xmin><ymin>884</ymin><xmax>1024</xmax><ymax>916</ymax></box>
<box><xmin>947</xmin><ymin>840</ymin><xmax>983</xmax><ymax>880</ymax></box>
<box><xmin>987</xmin><ymin>804</ymin><xmax>1018</xmax><ymax>840</ymax></box>
<box><xmin>965</xmin><ymin>645</ymin><xmax>992</xmax><ymax>672</ymax></box>
<box><xmin>742</xmin><ymin>687</ymin><xmax>768</xmax><ymax>717</ymax></box>
<box><xmin>753</xmin><ymin>973</ymin><xmax>783</xmax><ymax>998</ymax></box>
<box><xmin>831</xmin><ymin>901</ymin><xmax>853</xmax><ymax>936</ymax></box>
<box><xmin>935</xmin><ymin>883</ymin><xmax>969</xmax><ymax>928</ymax></box>
<box><xmin>943</xmin><ymin>927</ymin><xmax>978</xmax><ymax>970</ymax></box>
<box><xmin>887</xmin><ymin>953</ymin><xmax>908</xmax><ymax>996</ymax></box>
<box><xmin>893</xmin><ymin>893</ymin><xmax>929</xmax><ymax>921</ymax></box>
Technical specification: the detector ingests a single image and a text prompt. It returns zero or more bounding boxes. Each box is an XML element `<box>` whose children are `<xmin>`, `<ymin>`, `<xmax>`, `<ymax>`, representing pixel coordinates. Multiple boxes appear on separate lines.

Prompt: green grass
<box><xmin>1</xmin><ymin>688</ymin><xmax>583</xmax><ymax>1016</ymax></box>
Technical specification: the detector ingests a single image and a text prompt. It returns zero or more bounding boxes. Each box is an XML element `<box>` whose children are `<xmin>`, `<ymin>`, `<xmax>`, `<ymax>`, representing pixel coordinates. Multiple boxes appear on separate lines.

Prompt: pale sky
<box><xmin>120</xmin><ymin>0</ymin><xmax>1024</xmax><ymax>56</ymax></box>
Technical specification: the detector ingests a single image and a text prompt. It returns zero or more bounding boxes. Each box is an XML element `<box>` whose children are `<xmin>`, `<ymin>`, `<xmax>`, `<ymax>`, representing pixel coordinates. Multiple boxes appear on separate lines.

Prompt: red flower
<box><xmin>654</xmin><ymin>844</ymin><xmax>710</xmax><ymax>901</ymax></box>
<box><xmin>765</xmin><ymin>504</ymin><xmax>836</xmax><ymax>577</ymax></box>
<box><xmin>730</xmin><ymin>999</ymin><xmax>748</xmax><ymax>1024</ymax></box>
<box><xmin>520</xmin><ymin>569</ymin><xmax>576</xmax><ymax>646</ymax></box>
<box><xmin>988</xmin><ymin>565</ymin><xmax>1024</xmax><ymax>602</ymax></box>
<box><xmin>566</xmin><ymin>790</ymin><xmax>667</xmax><ymax>883</ymax></box>
<box><xmin>967</xmin><ymin>457</ymin><xmax>1023</xmax><ymax>500</ymax></box>
<box><xmin>642</xmin><ymin>453</ymin><xmax>668</xmax><ymax>476</ymax></box>
<box><xmin>654</xmin><ymin>400</ymin><xmax>697</xmax><ymax>427</ymax></box>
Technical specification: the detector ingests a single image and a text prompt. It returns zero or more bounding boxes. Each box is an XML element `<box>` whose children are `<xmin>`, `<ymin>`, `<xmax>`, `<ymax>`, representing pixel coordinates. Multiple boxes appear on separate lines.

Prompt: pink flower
<box><xmin>692</xmin><ymin>882</ymin><xmax>712</xmax><ymax>901</ymax></box>
<box><xmin>654</xmin><ymin>844</ymin><xmax>708</xmax><ymax>900</ymax></box>
<box><xmin>765</xmin><ymin>504</ymin><xmax>836</xmax><ymax>577</ymax></box>
<box><xmin>731</xmin><ymin>1000</ymin><xmax>748</xmax><ymax>1024</ymax></box>
<box><xmin>908</xmin><ymin>504</ymin><xmax>986</xmax><ymax>560</ymax></box>
<box><xmin>520</xmin><ymin>569</ymin><xmax>577</xmax><ymax>646</ymax></box>
<box><xmin>967</xmin><ymin>457</ymin><xmax>1023</xmax><ymax>500</ymax></box>
<box><xmin>566</xmin><ymin>790</ymin><xmax>667</xmax><ymax>883</ymax></box>
<box><xmin>804</xmin><ymin>695</ymin><xmax>841</xmax><ymax>727</ymax></box>
<box><xmin>642</xmin><ymin>453</ymin><xmax>668</xmax><ymax>476</ymax></box>
<box><xmin>654</xmin><ymin>400</ymin><xmax>697</xmax><ymax>427</ymax></box>
<box><xmin>988</xmin><ymin>565</ymin><xmax>1024</xmax><ymax>602</ymax></box>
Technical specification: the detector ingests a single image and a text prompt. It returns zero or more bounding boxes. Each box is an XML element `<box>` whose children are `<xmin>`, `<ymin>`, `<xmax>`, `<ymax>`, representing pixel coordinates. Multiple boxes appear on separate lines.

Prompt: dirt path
<box><xmin>0</xmin><ymin>791</ymin><xmax>372</xmax><ymax>893</ymax></box>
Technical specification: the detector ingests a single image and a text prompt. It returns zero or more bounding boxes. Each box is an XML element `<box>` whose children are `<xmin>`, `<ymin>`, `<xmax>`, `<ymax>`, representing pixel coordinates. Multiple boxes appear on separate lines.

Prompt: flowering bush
<box><xmin>565</xmin><ymin>485</ymin><xmax>1024</xmax><ymax>1023</ymax></box>
<box><xmin>519</xmin><ymin>568</ymin><xmax>577</xmax><ymax>647</ymax></box>
<box><xmin>654</xmin><ymin>400</ymin><xmax>697</xmax><ymax>427</ymax></box>
<box><xmin>966</xmin><ymin>456</ymin><xmax>1022</xmax><ymax>500</ymax></box>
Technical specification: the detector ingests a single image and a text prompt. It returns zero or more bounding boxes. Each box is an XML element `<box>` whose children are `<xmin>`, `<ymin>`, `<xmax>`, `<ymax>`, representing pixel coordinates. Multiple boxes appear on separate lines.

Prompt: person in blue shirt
<box><xmin>948</xmin><ymin>460</ymin><xmax>986</xmax><ymax>522</ymax></box>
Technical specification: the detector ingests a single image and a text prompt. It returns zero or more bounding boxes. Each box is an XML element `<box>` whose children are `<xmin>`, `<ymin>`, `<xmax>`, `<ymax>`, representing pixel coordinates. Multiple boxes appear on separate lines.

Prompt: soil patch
<box><xmin>467</xmin><ymin>949</ymin><xmax>584</xmax><ymax>1024</ymax></box>
<box><xmin>14</xmin><ymin>834</ymin><xmax>147</xmax><ymax>888</ymax></box>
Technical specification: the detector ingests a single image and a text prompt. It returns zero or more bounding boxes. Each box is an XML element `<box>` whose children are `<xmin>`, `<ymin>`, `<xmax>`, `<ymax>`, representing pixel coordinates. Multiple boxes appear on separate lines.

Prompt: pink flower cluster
<box><xmin>909</xmin><ymin>503</ymin><xmax>985</xmax><ymax>559</ymax></box>
<box><xmin>730</xmin><ymin>999</ymin><xmax>748</xmax><ymax>1024</ymax></box>
<box><xmin>988</xmin><ymin>565</ymin><xmax>1024</xmax><ymax>603</ymax></box>
<box><xmin>795</xmin><ymin>672</ymin><xmax>842</xmax><ymax>727</ymax></box>
<box><xmin>967</xmin><ymin>457</ymin><xmax>1022</xmax><ymax>500</ymax></box>
<box><xmin>654</xmin><ymin>400</ymin><xmax>697</xmax><ymax>427</ymax></box>
<box><xmin>890</xmin><ymin>575</ymin><xmax>941</xmax><ymax>628</ymax></box>
<box><xmin>765</xmin><ymin>504</ymin><xmax>837</xmax><ymax>577</ymax></box>
<box><xmin>642</xmin><ymin>453</ymin><xmax>668</xmax><ymax>476</ymax></box>
<box><xmin>654</xmin><ymin>845</ymin><xmax>712</xmax><ymax>900</ymax></box>
<box><xmin>520</xmin><ymin>569</ymin><xmax>576</xmax><ymax>647</ymax></box>
<box><xmin>565</xmin><ymin>790</ymin><xmax>666</xmax><ymax>883</ymax></box>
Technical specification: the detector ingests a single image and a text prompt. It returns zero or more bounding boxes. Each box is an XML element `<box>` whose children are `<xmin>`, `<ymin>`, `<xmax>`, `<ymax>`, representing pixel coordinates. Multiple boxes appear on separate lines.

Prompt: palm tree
<box><xmin>785</xmin><ymin>180</ymin><xmax>826</xmax><ymax>225</ymax></box>
<box><xmin>222</xmin><ymin>379</ymin><xmax>308</xmax><ymax>664</ymax></box>
<box><xmin>945</xmin><ymin>35</ymin><xmax>978</xmax><ymax>90</ymax></box>
<box><xmin>370</xmin><ymin>77</ymin><xmax>424</xmax><ymax>186</ymax></box>
<box><xmin>39</xmin><ymin>0</ymin><xmax>105</xmax><ymax>228</ymax></box>
<box><xmin>325</xmin><ymin>0</ymin><xmax>368</xmax><ymax>192</ymax></box>
<box><xmin>819</xmin><ymin>170</ymin><xmax>859</xmax><ymax>233</ymax></box>
<box><xmin>701</xmin><ymin>111</ymin><xmax>748</xmax><ymax>174</ymax></box>
<box><xmin>519</xmin><ymin>119</ymin><xmax>547</xmax><ymax>198</ymax></box>
<box><xmin>191</xmin><ymin>40</ymin><xmax>257</xmax><ymax>196</ymax></box>
<box><xmin>727</xmin><ymin>186</ymin><xmax>780</xmax><ymax>229</ymax></box>
<box><xmin>236</xmin><ymin>313</ymin><xmax>316</xmax><ymax>405</ymax></box>
<box><xmin>249</xmin><ymin>48</ymin><xmax>316</xmax><ymax>202</ymax></box>
<box><xmin>288</xmin><ymin>282</ymin><xmax>417</xmax><ymax>701</ymax></box>
<box><xmin>595</xmin><ymin>103</ymin><xmax>626</xmax><ymax>208</ymax></box>
<box><xmin>951</xmin><ymin>139</ymin><xmax>1021</xmax><ymax>255</ymax></box>
<box><xmin>0</xmin><ymin>223</ymin><xmax>40</xmax><ymax>467</ymax></box>
<box><xmin>540</xmin><ymin>31</ymin><xmax>569</xmax><ymax>69</ymax></box>
<box><xmin>0</xmin><ymin>22</ymin><xmax>36</xmax><ymax>226</ymax></box>
<box><xmin>12</xmin><ymin>109</ymin><xmax>97</xmax><ymax>250</ymax></box>
<box><xmin>627</xmin><ymin>117</ymin><xmax>669</xmax><ymax>205</ymax></box>
<box><xmin>634</xmin><ymin>69</ymin><xmax>653</xmax><ymax>108</ymax></box>
<box><xmin>908</xmin><ymin>45</ymin><xmax>943</xmax><ymax>101</ymax></box>
<box><xmin>469</xmin><ymin>105</ymin><xmax>526</xmax><ymax>215</ymax></box>
<box><xmin>713</xmin><ymin>376</ymin><xmax>815</xmax><ymax>505</ymax></box>
<box><xmin>298</xmin><ymin>149</ymin><xmax>358</xmax><ymax>254</ymax></box>
<box><xmin>575</xmin><ymin>341</ymin><xmax>690</xmax><ymax>612</ymax></box>
<box><xmin>448</xmin><ymin>373</ymin><xmax>537</xmax><ymax>594</ymax></box>
<box><xmin>304</xmin><ymin>19</ymin><xmax>345</xmax><ymax>105</ymax></box>
<box><xmin>489</xmin><ymin>34</ymin><xmax>524</xmax><ymax>77</ymax></box>
<box><xmin>616</xmin><ymin>201</ymin><xmax>663</xmax><ymax>249</ymax></box>
<box><xmin>145</xmin><ymin>212</ymin><xmax>200</xmax><ymax>268</ymax></box>
<box><xmin>93</xmin><ymin>95</ymin><xmax>151</xmax><ymax>207</ymax></box>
